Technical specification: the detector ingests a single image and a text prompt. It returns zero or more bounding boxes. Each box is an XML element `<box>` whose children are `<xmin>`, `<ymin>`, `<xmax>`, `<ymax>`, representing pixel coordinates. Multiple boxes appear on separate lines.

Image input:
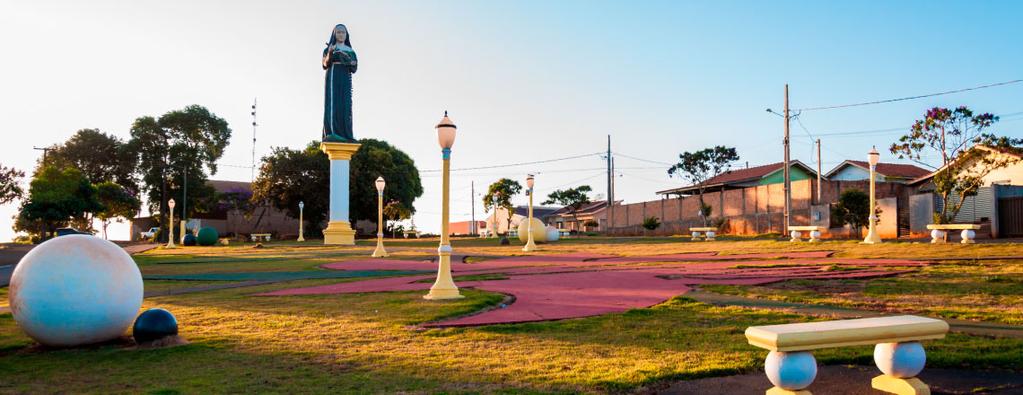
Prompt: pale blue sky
<box><xmin>1</xmin><ymin>1</ymin><xmax>1021</xmax><ymax>240</ymax></box>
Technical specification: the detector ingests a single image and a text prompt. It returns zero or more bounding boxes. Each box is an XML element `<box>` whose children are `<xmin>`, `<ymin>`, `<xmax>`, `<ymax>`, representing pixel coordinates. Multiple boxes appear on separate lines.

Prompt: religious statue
<box><xmin>322</xmin><ymin>24</ymin><xmax>358</xmax><ymax>142</ymax></box>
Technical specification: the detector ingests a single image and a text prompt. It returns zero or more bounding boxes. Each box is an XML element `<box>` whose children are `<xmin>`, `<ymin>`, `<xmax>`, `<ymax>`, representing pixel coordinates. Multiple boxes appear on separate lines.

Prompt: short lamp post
<box><xmin>166</xmin><ymin>199</ymin><xmax>176</xmax><ymax>249</ymax></box>
<box><xmin>522</xmin><ymin>174</ymin><xmax>538</xmax><ymax>252</ymax></box>
<box><xmin>424</xmin><ymin>111</ymin><xmax>463</xmax><ymax>300</ymax></box>
<box><xmin>297</xmin><ymin>201</ymin><xmax>306</xmax><ymax>242</ymax></box>
<box><xmin>490</xmin><ymin>195</ymin><xmax>498</xmax><ymax>238</ymax></box>
<box><xmin>863</xmin><ymin>146</ymin><xmax>882</xmax><ymax>244</ymax></box>
<box><xmin>372</xmin><ymin>176</ymin><xmax>388</xmax><ymax>258</ymax></box>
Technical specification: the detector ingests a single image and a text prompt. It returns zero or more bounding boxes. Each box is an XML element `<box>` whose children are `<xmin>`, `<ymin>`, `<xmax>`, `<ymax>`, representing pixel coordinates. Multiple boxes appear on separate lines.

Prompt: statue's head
<box><xmin>327</xmin><ymin>24</ymin><xmax>352</xmax><ymax>47</ymax></box>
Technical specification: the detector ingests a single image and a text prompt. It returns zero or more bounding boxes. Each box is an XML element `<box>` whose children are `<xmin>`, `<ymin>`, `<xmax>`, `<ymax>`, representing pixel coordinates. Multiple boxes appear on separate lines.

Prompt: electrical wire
<box><xmin>612</xmin><ymin>152</ymin><xmax>675</xmax><ymax>166</ymax></box>
<box><xmin>794</xmin><ymin>79</ymin><xmax>1023</xmax><ymax>112</ymax></box>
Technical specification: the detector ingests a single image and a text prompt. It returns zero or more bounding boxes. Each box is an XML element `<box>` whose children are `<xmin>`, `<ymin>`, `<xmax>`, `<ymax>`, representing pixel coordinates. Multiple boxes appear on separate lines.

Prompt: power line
<box><xmin>612</xmin><ymin>152</ymin><xmax>674</xmax><ymax>166</ymax></box>
<box><xmin>795</xmin><ymin>78</ymin><xmax>1023</xmax><ymax>112</ymax></box>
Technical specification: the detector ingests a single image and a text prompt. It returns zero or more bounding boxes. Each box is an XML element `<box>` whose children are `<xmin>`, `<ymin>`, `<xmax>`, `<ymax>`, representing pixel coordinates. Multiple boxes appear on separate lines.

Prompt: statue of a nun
<box><xmin>322</xmin><ymin>24</ymin><xmax>358</xmax><ymax>142</ymax></box>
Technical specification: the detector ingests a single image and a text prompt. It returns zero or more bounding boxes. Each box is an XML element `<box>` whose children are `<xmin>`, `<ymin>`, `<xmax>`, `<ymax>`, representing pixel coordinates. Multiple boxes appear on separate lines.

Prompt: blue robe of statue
<box><xmin>323</xmin><ymin>45</ymin><xmax>357</xmax><ymax>142</ymax></box>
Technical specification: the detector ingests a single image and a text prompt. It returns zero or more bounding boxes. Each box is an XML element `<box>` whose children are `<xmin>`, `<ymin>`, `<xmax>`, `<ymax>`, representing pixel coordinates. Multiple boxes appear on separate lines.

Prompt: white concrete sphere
<box><xmin>545</xmin><ymin>227</ymin><xmax>561</xmax><ymax>242</ymax></box>
<box><xmin>961</xmin><ymin>229</ymin><xmax>975</xmax><ymax>241</ymax></box>
<box><xmin>705</xmin><ymin>231</ymin><xmax>716</xmax><ymax>239</ymax></box>
<box><xmin>517</xmin><ymin>217</ymin><xmax>548</xmax><ymax>243</ymax></box>
<box><xmin>930</xmin><ymin>229</ymin><xmax>945</xmax><ymax>241</ymax></box>
<box><xmin>691</xmin><ymin>231</ymin><xmax>700</xmax><ymax>239</ymax></box>
<box><xmin>9</xmin><ymin>235</ymin><xmax>143</xmax><ymax>347</ymax></box>
<box><xmin>765</xmin><ymin>351</ymin><xmax>817</xmax><ymax>390</ymax></box>
<box><xmin>874</xmin><ymin>342</ymin><xmax>926</xmax><ymax>378</ymax></box>
<box><xmin>790</xmin><ymin>230</ymin><xmax>801</xmax><ymax>240</ymax></box>
<box><xmin>809</xmin><ymin>230</ymin><xmax>822</xmax><ymax>239</ymax></box>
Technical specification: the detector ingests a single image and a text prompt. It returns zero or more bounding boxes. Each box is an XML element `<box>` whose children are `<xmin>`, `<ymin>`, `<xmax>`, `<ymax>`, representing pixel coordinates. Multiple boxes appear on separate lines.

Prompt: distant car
<box><xmin>55</xmin><ymin>228</ymin><xmax>90</xmax><ymax>236</ymax></box>
<box><xmin>140</xmin><ymin>227</ymin><xmax>160</xmax><ymax>240</ymax></box>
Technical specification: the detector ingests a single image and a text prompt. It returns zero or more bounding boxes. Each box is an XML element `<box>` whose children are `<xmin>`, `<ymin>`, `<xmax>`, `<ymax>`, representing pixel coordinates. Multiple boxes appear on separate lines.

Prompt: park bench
<box><xmin>925</xmin><ymin>224</ymin><xmax>981</xmax><ymax>244</ymax></box>
<box><xmin>689</xmin><ymin>227</ymin><xmax>717</xmax><ymax>241</ymax></box>
<box><xmin>745</xmin><ymin>315</ymin><xmax>948</xmax><ymax>395</ymax></box>
<box><xmin>787</xmin><ymin>226</ymin><xmax>823</xmax><ymax>242</ymax></box>
<box><xmin>250</xmin><ymin>233</ymin><xmax>272</xmax><ymax>242</ymax></box>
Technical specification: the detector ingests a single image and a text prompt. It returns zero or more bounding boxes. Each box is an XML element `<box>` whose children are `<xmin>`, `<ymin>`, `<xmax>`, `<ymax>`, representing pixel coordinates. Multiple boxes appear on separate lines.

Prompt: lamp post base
<box><xmin>523</xmin><ymin>240</ymin><xmax>538</xmax><ymax>252</ymax></box>
<box><xmin>371</xmin><ymin>239</ymin><xmax>388</xmax><ymax>258</ymax></box>
<box><xmin>424</xmin><ymin>251</ymin><xmax>463</xmax><ymax>300</ymax></box>
<box><xmin>323</xmin><ymin>220</ymin><xmax>356</xmax><ymax>245</ymax></box>
<box><xmin>862</xmin><ymin>229</ymin><xmax>882</xmax><ymax>244</ymax></box>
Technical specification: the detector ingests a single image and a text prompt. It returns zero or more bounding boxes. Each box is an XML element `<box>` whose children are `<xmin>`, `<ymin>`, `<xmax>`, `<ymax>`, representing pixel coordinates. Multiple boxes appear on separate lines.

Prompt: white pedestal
<box><xmin>320</xmin><ymin>142</ymin><xmax>361</xmax><ymax>245</ymax></box>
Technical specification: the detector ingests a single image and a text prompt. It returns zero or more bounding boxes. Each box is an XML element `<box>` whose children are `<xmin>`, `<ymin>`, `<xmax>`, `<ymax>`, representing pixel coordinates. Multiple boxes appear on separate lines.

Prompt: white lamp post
<box><xmin>523</xmin><ymin>174</ymin><xmax>538</xmax><ymax>252</ymax></box>
<box><xmin>297</xmin><ymin>201</ymin><xmax>305</xmax><ymax>242</ymax></box>
<box><xmin>425</xmin><ymin>111</ymin><xmax>463</xmax><ymax>300</ymax></box>
<box><xmin>863</xmin><ymin>146</ymin><xmax>882</xmax><ymax>244</ymax></box>
<box><xmin>166</xmin><ymin>199</ymin><xmax>176</xmax><ymax>249</ymax></box>
<box><xmin>372</xmin><ymin>176</ymin><xmax>388</xmax><ymax>258</ymax></box>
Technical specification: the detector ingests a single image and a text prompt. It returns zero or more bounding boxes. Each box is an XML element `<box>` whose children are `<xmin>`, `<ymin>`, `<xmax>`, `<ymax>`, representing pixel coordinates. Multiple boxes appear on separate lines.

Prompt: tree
<box><xmin>667</xmin><ymin>146</ymin><xmax>739</xmax><ymax>225</ymax></box>
<box><xmin>128</xmin><ymin>105</ymin><xmax>231</xmax><ymax>239</ymax></box>
<box><xmin>482</xmin><ymin>178</ymin><xmax>523</xmax><ymax>235</ymax></box>
<box><xmin>543</xmin><ymin>185</ymin><xmax>592</xmax><ymax>228</ymax></box>
<box><xmin>382</xmin><ymin>200</ymin><xmax>412</xmax><ymax>238</ymax></box>
<box><xmin>349</xmin><ymin>139</ymin><xmax>423</xmax><ymax>225</ymax></box>
<box><xmin>890</xmin><ymin>106</ymin><xmax>1021</xmax><ymax>223</ymax></box>
<box><xmin>0</xmin><ymin>164</ymin><xmax>25</xmax><ymax>205</ymax></box>
<box><xmin>642</xmin><ymin>216</ymin><xmax>661</xmax><ymax>231</ymax></box>
<box><xmin>831</xmin><ymin>189</ymin><xmax>871</xmax><ymax>238</ymax></box>
<box><xmin>94</xmin><ymin>182</ymin><xmax>141</xmax><ymax>239</ymax></box>
<box><xmin>15</xmin><ymin>166</ymin><xmax>102</xmax><ymax>239</ymax></box>
<box><xmin>42</xmin><ymin>129</ymin><xmax>138</xmax><ymax>194</ymax></box>
<box><xmin>252</xmin><ymin>142</ymin><xmax>330</xmax><ymax>236</ymax></box>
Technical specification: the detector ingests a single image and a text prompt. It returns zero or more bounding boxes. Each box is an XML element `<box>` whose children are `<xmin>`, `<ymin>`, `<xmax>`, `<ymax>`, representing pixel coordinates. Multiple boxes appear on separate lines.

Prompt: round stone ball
<box><xmin>133</xmin><ymin>308</ymin><xmax>179</xmax><ymax>344</ymax></box>
<box><xmin>9</xmin><ymin>235</ymin><xmax>143</xmax><ymax>347</ymax></box>
<box><xmin>196</xmin><ymin>227</ymin><xmax>219</xmax><ymax>246</ymax></box>
<box><xmin>765</xmin><ymin>351</ymin><xmax>817</xmax><ymax>391</ymax></box>
<box><xmin>516</xmin><ymin>217</ymin><xmax>548</xmax><ymax>243</ymax></box>
<box><xmin>874</xmin><ymin>342</ymin><xmax>926</xmax><ymax>378</ymax></box>
<box><xmin>183</xmin><ymin>233</ymin><xmax>197</xmax><ymax>246</ymax></box>
<box><xmin>545</xmin><ymin>227</ymin><xmax>561</xmax><ymax>242</ymax></box>
<box><xmin>930</xmin><ymin>229</ymin><xmax>945</xmax><ymax>241</ymax></box>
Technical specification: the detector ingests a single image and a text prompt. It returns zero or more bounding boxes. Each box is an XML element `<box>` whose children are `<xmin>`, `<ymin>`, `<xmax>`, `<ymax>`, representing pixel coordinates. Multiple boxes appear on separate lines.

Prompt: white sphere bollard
<box><xmin>930</xmin><ymin>229</ymin><xmax>945</xmax><ymax>243</ymax></box>
<box><xmin>545</xmin><ymin>227</ymin><xmax>560</xmax><ymax>242</ymax></box>
<box><xmin>691</xmin><ymin>231</ymin><xmax>700</xmax><ymax>239</ymax></box>
<box><xmin>705</xmin><ymin>231</ymin><xmax>716</xmax><ymax>240</ymax></box>
<box><xmin>9</xmin><ymin>235</ymin><xmax>143</xmax><ymax>347</ymax></box>
<box><xmin>874</xmin><ymin>342</ymin><xmax>926</xmax><ymax>378</ymax></box>
<box><xmin>765</xmin><ymin>351</ymin><xmax>817</xmax><ymax>391</ymax></box>
<box><xmin>809</xmin><ymin>230</ymin><xmax>821</xmax><ymax>241</ymax></box>
<box><xmin>790</xmin><ymin>230</ymin><xmax>801</xmax><ymax>241</ymax></box>
<box><xmin>961</xmin><ymin>229</ymin><xmax>976</xmax><ymax>244</ymax></box>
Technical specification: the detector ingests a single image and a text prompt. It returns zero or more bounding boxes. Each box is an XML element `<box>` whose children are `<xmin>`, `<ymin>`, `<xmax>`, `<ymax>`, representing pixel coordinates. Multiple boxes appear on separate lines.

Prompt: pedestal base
<box><xmin>323</xmin><ymin>220</ymin><xmax>356</xmax><ymax>245</ymax></box>
<box><xmin>423</xmin><ymin>288</ymin><xmax>465</xmax><ymax>300</ymax></box>
<box><xmin>767</xmin><ymin>387</ymin><xmax>811</xmax><ymax>395</ymax></box>
<box><xmin>871</xmin><ymin>375</ymin><xmax>929</xmax><ymax>395</ymax></box>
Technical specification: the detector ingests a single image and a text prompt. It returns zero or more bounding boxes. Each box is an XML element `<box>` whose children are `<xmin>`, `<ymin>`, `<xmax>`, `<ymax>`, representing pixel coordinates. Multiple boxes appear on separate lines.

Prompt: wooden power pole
<box><xmin>816</xmin><ymin>138</ymin><xmax>822</xmax><ymax>204</ymax></box>
<box><xmin>783</xmin><ymin>84</ymin><xmax>791</xmax><ymax>233</ymax></box>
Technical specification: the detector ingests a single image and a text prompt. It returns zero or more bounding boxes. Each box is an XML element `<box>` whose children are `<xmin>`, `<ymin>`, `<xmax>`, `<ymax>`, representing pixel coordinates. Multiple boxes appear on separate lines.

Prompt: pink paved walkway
<box><xmin>259</xmin><ymin>251</ymin><xmax>924</xmax><ymax>327</ymax></box>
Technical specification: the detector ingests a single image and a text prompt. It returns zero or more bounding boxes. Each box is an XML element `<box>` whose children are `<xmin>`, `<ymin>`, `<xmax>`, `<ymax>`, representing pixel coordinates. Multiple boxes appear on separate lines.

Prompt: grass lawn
<box><xmin>1</xmin><ymin>238</ymin><xmax>1022</xmax><ymax>393</ymax></box>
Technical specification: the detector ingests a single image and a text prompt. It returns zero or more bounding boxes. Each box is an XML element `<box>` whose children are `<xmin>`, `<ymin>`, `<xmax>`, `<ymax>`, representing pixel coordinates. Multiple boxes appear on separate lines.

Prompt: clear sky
<box><xmin>1</xmin><ymin>1</ymin><xmax>1022</xmax><ymax>241</ymax></box>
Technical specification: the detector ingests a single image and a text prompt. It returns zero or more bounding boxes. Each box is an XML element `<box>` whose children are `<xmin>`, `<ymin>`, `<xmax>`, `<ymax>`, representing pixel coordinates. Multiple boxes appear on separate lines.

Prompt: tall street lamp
<box><xmin>297</xmin><ymin>201</ymin><xmax>306</xmax><ymax>242</ymax></box>
<box><xmin>372</xmin><ymin>176</ymin><xmax>388</xmax><ymax>258</ymax></box>
<box><xmin>862</xmin><ymin>146</ymin><xmax>882</xmax><ymax>244</ymax></box>
<box><xmin>425</xmin><ymin>111</ymin><xmax>463</xmax><ymax>300</ymax></box>
<box><xmin>522</xmin><ymin>174</ymin><xmax>538</xmax><ymax>252</ymax></box>
<box><xmin>166</xmin><ymin>199</ymin><xmax>176</xmax><ymax>249</ymax></box>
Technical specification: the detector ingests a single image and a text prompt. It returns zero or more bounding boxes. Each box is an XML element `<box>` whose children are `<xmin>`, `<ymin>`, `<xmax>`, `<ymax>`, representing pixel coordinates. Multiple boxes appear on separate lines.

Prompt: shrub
<box><xmin>642</xmin><ymin>216</ymin><xmax>661</xmax><ymax>231</ymax></box>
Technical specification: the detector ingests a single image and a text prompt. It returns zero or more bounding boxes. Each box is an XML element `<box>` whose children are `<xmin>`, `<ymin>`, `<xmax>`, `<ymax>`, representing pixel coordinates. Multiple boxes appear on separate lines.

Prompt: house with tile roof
<box><xmin>655</xmin><ymin>160</ymin><xmax>819</xmax><ymax>197</ymax></box>
<box><xmin>825</xmin><ymin>160</ymin><xmax>931</xmax><ymax>183</ymax></box>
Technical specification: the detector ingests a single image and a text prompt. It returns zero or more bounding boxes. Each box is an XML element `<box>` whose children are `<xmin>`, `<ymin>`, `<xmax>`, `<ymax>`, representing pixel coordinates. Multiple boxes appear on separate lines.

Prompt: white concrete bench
<box><xmin>745</xmin><ymin>315</ymin><xmax>948</xmax><ymax>395</ymax></box>
<box><xmin>250</xmin><ymin>233</ymin><xmax>272</xmax><ymax>242</ymax></box>
<box><xmin>788</xmin><ymin>226</ymin><xmax>824</xmax><ymax>242</ymax></box>
<box><xmin>689</xmin><ymin>227</ymin><xmax>717</xmax><ymax>241</ymax></box>
<box><xmin>925</xmin><ymin>224</ymin><xmax>981</xmax><ymax>244</ymax></box>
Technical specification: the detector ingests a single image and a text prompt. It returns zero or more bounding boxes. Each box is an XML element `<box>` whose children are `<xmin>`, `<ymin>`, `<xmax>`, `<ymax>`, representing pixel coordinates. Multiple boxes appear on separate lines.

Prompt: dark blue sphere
<box><xmin>183</xmin><ymin>234</ymin><xmax>197</xmax><ymax>246</ymax></box>
<box><xmin>133</xmin><ymin>308</ymin><xmax>178</xmax><ymax>344</ymax></box>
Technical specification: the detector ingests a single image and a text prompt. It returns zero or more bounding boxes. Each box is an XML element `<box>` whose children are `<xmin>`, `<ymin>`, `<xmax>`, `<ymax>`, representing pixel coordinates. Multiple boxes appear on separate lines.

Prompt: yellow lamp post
<box><xmin>424</xmin><ymin>112</ymin><xmax>463</xmax><ymax>300</ymax></box>
<box><xmin>372</xmin><ymin>176</ymin><xmax>388</xmax><ymax>258</ymax></box>
<box><xmin>297</xmin><ymin>201</ymin><xmax>306</xmax><ymax>242</ymax></box>
<box><xmin>522</xmin><ymin>174</ymin><xmax>538</xmax><ymax>252</ymax></box>
<box><xmin>166</xmin><ymin>199</ymin><xmax>176</xmax><ymax>249</ymax></box>
<box><xmin>862</xmin><ymin>146</ymin><xmax>882</xmax><ymax>244</ymax></box>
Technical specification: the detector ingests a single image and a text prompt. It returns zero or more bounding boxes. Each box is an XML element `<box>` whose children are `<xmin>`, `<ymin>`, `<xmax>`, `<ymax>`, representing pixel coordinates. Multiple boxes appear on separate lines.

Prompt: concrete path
<box><xmin>649</xmin><ymin>365</ymin><xmax>1023</xmax><ymax>394</ymax></box>
<box><xmin>261</xmin><ymin>252</ymin><xmax>921</xmax><ymax>327</ymax></box>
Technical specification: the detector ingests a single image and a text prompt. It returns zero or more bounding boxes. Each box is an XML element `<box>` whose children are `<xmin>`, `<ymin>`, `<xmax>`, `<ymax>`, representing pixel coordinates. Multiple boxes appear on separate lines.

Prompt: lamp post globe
<box><xmin>863</xmin><ymin>146</ymin><xmax>882</xmax><ymax>244</ymax></box>
<box><xmin>297</xmin><ymin>201</ymin><xmax>306</xmax><ymax>242</ymax></box>
<box><xmin>425</xmin><ymin>111</ymin><xmax>463</xmax><ymax>300</ymax></box>
<box><xmin>166</xmin><ymin>199</ymin><xmax>176</xmax><ymax>248</ymax></box>
<box><xmin>523</xmin><ymin>174</ymin><xmax>538</xmax><ymax>252</ymax></box>
<box><xmin>372</xmin><ymin>176</ymin><xmax>388</xmax><ymax>258</ymax></box>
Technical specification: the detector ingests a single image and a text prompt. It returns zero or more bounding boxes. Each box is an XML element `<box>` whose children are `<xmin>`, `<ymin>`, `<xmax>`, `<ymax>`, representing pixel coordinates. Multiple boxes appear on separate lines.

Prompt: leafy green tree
<box><xmin>128</xmin><ymin>105</ymin><xmax>231</xmax><ymax>237</ymax></box>
<box><xmin>667</xmin><ymin>146</ymin><xmax>739</xmax><ymax>225</ymax></box>
<box><xmin>15</xmin><ymin>166</ymin><xmax>102</xmax><ymax>239</ymax></box>
<box><xmin>252</xmin><ymin>142</ymin><xmax>330</xmax><ymax>236</ymax></box>
<box><xmin>483</xmin><ymin>178</ymin><xmax>523</xmax><ymax>235</ymax></box>
<box><xmin>94</xmin><ymin>181</ymin><xmax>141</xmax><ymax>239</ymax></box>
<box><xmin>543</xmin><ymin>185</ymin><xmax>592</xmax><ymax>227</ymax></box>
<box><xmin>382</xmin><ymin>200</ymin><xmax>412</xmax><ymax>238</ymax></box>
<box><xmin>642</xmin><ymin>216</ymin><xmax>661</xmax><ymax>231</ymax></box>
<box><xmin>42</xmin><ymin>129</ymin><xmax>138</xmax><ymax>194</ymax></box>
<box><xmin>0</xmin><ymin>164</ymin><xmax>25</xmax><ymax>205</ymax></box>
<box><xmin>831</xmin><ymin>189</ymin><xmax>871</xmax><ymax>238</ymax></box>
<box><xmin>350</xmin><ymin>139</ymin><xmax>423</xmax><ymax>225</ymax></box>
<box><xmin>890</xmin><ymin>106</ymin><xmax>1021</xmax><ymax>223</ymax></box>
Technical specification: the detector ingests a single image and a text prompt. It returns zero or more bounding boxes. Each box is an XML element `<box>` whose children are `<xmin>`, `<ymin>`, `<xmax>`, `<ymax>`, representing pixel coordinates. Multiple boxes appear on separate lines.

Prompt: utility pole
<box><xmin>607</xmin><ymin>135</ymin><xmax>613</xmax><ymax>232</ymax></box>
<box><xmin>783</xmin><ymin>84</ymin><xmax>791</xmax><ymax>233</ymax></box>
<box><xmin>251</xmin><ymin>98</ymin><xmax>258</xmax><ymax>182</ymax></box>
<box><xmin>816</xmin><ymin>138</ymin><xmax>822</xmax><ymax>204</ymax></box>
<box><xmin>33</xmin><ymin>146</ymin><xmax>53</xmax><ymax>162</ymax></box>
<box><xmin>471</xmin><ymin>181</ymin><xmax>476</xmax><ymax>235</ymax></box>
